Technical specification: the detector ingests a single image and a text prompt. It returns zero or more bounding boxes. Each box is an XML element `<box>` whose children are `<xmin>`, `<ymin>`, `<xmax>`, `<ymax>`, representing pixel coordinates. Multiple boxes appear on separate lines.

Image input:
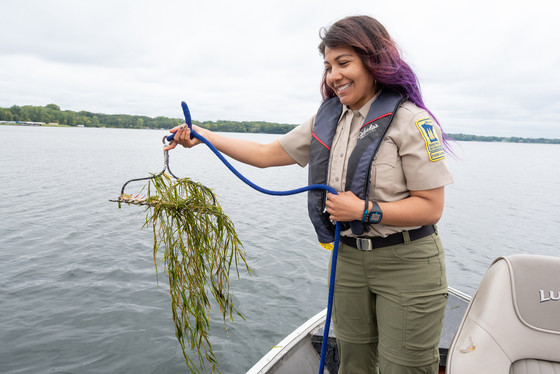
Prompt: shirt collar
<box><xmin>341</xmin><ymin>89</ymin><xmax>382</xmax><ymax>119</ymax></box>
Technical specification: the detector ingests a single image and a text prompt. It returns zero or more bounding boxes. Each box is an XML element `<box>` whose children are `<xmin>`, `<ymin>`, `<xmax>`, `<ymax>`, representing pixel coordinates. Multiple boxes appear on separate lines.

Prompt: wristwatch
<box><xmin>367</xmin><ymin>201</ymin><xmax>382</xmax><ymax>224</ymax></box>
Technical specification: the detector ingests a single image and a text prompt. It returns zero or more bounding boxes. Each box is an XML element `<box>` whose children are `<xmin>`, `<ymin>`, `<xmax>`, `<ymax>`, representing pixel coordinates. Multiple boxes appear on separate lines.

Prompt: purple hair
<box><xmin>319</xmin><ymin>16</ymin><xmax>453</xmax><ymax>152</ymax></box>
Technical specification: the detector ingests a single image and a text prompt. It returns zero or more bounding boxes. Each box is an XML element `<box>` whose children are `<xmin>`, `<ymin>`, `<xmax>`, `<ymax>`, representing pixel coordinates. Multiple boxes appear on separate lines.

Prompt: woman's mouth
<box><xmin>336</xmin><ymin>82</ymin><xmax>352</xmax><ymax>94</ymax></box>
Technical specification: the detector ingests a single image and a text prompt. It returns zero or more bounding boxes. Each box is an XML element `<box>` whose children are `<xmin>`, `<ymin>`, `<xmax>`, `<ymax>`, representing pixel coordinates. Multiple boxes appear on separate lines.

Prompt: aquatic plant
<box><xmin>116</xmin><ymin>173</ymin><xmax>251</xmax><ymax>373</ymax></box>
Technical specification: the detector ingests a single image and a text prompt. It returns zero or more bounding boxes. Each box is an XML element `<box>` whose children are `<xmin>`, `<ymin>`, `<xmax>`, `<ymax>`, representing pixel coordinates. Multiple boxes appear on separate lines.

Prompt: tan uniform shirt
<box><xmin>278</xmin><ymin>93</ymin><xmax>454</xmax><ymax>238</ymax></box>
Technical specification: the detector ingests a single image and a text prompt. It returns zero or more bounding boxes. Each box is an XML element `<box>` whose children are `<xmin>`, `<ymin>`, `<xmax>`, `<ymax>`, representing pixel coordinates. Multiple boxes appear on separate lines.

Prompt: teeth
<box><xmin>337</xmin><ymin>83</ymin><xmax>352</xmax><ymax>92</ymax></box>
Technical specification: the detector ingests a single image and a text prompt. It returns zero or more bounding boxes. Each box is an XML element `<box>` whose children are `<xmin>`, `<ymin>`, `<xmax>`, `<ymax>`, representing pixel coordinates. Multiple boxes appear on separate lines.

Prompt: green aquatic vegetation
<box><xmin>115</xmin><ymin>173</ymin><xmax>251</xmax><ymax>373</ymax></box>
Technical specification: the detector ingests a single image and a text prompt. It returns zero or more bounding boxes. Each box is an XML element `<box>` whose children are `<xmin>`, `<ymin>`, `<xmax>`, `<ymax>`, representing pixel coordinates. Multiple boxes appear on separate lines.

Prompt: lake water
<box><xmin>1</xmin><ymin>125</ymin><xmax>559</xmax><ymax>373</ymax></box>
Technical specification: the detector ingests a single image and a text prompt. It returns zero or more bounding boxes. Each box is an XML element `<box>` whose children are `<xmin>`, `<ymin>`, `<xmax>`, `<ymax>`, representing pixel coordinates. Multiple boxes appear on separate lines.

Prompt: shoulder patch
<box><xmin>415</xmin><ymin>118</ymin><xmax>445</xmax><ymax>161</ymax></box>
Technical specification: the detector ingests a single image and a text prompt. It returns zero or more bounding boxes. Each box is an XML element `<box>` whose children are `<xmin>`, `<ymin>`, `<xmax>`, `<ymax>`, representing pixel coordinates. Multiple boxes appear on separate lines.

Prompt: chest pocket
<box><xmin>373</xmin><ymin>138</ymin><xmax>398</xmax><ymax>168</ymax></box>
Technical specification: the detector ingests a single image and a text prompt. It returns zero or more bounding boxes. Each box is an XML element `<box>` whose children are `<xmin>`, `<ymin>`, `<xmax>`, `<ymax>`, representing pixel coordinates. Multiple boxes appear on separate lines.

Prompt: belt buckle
<box><xmin>356</xmin><ymin>237</ymin><xmax>373</xmax><ymax>251</ymax></box>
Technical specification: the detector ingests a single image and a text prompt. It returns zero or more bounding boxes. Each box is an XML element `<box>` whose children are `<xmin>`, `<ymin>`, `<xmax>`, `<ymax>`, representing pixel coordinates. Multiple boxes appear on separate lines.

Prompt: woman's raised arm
<box><xmin>164</xmin><ymin>125</ymin><xmax>297</xmax><ymax>168</ymax></box>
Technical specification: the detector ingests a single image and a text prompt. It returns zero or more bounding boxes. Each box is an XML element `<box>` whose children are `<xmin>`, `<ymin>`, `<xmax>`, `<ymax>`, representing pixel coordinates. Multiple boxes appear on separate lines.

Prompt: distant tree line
<box><xmin>1</xmin><ymin>104</ymin><xmax>558</xmax><ymax>143</ymax></box>
<box><xmin>448</xmin><ymin>133</ymin><xmax>560</xmax><ymax>144</ymax></box>
<box><xmin>196</xmin><ymin>120</ymin><xmax>296</xmax><ymax>134</ymax></box>
<box><xmin>0</xmin><ymin>104</ymin><xmax>297</xmax><ymax>134</ymax></box>
<box><xmin>0</xmin><ymin>104</ymin><xmax>182</xmax><ymax>129</ymax></box>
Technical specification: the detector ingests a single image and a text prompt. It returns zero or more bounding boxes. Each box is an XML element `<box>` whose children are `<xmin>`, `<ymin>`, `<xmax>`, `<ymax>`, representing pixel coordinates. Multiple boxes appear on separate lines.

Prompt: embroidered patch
<box><xmin>415</xmin><ymin>118</ymin><xmax>445</xmax><ymax>161</ymax></box>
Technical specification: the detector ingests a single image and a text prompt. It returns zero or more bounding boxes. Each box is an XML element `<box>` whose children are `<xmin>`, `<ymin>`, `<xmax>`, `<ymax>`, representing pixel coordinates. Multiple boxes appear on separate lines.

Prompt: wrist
<box><xmin>197</xmin><ymin>127</ymin><xmax>210</xmax><ymax>142</ymax></box>
<box><xmin>361</xmin><ymin>203</ymin><xmax>369</xmax><ymax>222</ymax></box>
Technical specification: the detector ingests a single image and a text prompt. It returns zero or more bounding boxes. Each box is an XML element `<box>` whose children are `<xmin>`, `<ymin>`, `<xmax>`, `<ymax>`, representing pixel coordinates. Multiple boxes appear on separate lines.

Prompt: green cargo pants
<box><xmin>330</xmin><ymin>231</ymin><xmax>448</xmax><ymax>374</ymax></box>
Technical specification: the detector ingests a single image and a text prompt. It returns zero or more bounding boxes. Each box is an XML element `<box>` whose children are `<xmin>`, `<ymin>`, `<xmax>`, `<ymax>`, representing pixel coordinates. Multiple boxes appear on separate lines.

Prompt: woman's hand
<box><xmin>163</xmin><ymin>124</ymin><xmax>204</xmax><ymax>151</ymax></box>
<box><xmin>325</xmin><ymin>187</ymin><xmax>445</xmax><ymax>226</ymax></box>
<box><xmin>325</xmin><ymin>191</ymin><xmax>364</xmax><ymax>222</ymax></box>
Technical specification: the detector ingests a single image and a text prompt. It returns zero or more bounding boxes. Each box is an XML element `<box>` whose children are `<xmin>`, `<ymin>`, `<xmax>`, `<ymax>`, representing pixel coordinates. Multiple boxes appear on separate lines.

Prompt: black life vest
<box><xmin>307</xmin><ymin>90</ymin><xmax>404</xmax><ymax>247</ymax></box>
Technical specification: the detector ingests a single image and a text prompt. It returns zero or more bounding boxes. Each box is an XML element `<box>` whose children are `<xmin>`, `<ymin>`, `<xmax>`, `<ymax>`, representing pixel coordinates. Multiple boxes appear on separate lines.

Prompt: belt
<box><xmin>340</xmin><ymin>225</ymin><xmax>435</xmax><ymax>251</ymax></box>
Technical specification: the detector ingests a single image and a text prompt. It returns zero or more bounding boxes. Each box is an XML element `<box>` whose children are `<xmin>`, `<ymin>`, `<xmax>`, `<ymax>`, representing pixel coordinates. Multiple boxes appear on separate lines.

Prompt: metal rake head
<box><xmin>110</xmin><ymin>136</ymin><xmax>178</xmax><ymax>206</ymax></box>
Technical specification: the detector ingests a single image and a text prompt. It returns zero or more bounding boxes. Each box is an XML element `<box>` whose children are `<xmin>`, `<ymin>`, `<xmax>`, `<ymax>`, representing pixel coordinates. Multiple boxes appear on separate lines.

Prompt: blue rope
<box><xmin>193</xmin><ymin>130</ymin><xmax>339</xmax><ymax>374</ymax></box>
<box><xmin>169</xmin><ymin>102</ymin><xmax>338</xmax><ymax>374</ymax></box>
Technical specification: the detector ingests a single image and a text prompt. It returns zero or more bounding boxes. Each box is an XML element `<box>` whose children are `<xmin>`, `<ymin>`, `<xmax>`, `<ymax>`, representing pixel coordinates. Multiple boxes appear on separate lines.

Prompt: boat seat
<box><xmin>446</xmin><ymin>254</ymin><xmax>560</xmax><ymax>374</ymax></box>
<box><xmin>510</xmin><ymin>358</ymin><xmax>560</xmax><ymax>374</ymax></box>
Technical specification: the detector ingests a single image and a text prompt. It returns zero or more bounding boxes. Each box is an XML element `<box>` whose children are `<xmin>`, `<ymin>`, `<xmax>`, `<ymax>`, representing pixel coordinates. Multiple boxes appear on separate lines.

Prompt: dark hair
<box><xmin>319</xmin><ymin>16</ymin><xmax>453</xmax><ymax>150</ymax></box>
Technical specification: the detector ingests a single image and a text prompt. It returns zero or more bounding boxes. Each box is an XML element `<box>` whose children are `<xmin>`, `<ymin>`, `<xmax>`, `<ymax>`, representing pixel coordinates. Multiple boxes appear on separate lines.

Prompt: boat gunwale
<box><xmin>246</xmin><ymin>308</ymin><xmax>327</xmax><ymax>374</ymax></box>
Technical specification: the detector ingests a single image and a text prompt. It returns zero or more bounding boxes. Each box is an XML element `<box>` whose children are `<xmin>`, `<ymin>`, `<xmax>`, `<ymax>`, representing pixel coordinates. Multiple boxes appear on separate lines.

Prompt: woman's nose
<box><xmin>329</xmin><ymin>66</ymin><xmax>342</xmax><ymax>82</ymax></box>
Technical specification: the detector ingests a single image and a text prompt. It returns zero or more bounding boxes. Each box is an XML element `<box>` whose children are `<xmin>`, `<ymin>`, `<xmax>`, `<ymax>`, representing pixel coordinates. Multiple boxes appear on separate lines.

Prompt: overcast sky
<box><xmin>1</xmin><ymin>0</ymin><xmax>558</xmax><ymax>137</ymax></box>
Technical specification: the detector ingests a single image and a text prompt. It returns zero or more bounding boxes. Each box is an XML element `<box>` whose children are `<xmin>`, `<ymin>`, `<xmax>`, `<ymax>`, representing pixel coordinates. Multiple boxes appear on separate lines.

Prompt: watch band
<box><xmin>367</xmin><ymin>201</ymin><xmax>382</xmax><ymax>224</ymax></box>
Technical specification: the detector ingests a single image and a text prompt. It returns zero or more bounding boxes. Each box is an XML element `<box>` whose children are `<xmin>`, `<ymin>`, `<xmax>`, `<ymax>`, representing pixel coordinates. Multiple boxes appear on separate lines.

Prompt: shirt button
<box><xmin>335</xmin><ymin>177</ymin><xmax>340</xmax><ymax>182</ymax></box>
<box><xmin>339</xmin><ymin>153</ymin><xmax>344</xmax><ymax>157</ymax></box>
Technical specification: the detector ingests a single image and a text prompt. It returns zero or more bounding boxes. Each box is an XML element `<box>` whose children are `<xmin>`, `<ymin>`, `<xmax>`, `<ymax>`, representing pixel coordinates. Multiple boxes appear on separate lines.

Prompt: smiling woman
<box><xmin>165</xmin><ymin>14</ymin><xmax>454</xmax><ymax>374</ymax></box>
<box><xmin>318</xmin><ymin>15</ymin><xmax>452</xmax><ymax>149</ymax></box>
<box><xmin>323</xmin><ymin>46</ymin><xmax>376</xmax><ymax>110</ymax></box>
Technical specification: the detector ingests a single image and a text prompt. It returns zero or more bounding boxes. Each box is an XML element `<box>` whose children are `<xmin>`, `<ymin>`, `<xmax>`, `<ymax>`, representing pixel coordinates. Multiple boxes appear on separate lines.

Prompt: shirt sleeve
<box><xmin>277</xmin><ymin>115</ymin><xmax>315</xmax><ymax>167</ymax></box>
<box><xmin>399</xmin><ymin>111</ymin><xmax>454</xmax><ymax>191</ymax></box>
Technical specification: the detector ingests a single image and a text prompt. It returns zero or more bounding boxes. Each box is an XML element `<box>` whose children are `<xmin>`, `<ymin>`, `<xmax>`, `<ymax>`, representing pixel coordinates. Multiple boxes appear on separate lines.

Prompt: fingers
<box><xmin>166</xmin><ymin>124</ymin><xmax>194</xmax><ymax>149</ymax></box>
<box><xmin>163</xmin><ymin>141</ymin><xmax>177</xmax><ymax>151</ymax></box>
<box><xmin>164</xmin><ymin>124</ymin><xmax>204</xmax><ymax>151</ymax></box>
<box><xmin>325</xmin><ymin>191</ymin><xmax>362</xmax><ymax>222</ymax></box>
<box><xmin>325</xmin><ymin>193</ymin><xmax>336</xmax><ymax>220</ymax></box>
<box><xmin>163</xmin><ymin>126</ymin><xmax>183</xmax><ymax>151</ymax></box>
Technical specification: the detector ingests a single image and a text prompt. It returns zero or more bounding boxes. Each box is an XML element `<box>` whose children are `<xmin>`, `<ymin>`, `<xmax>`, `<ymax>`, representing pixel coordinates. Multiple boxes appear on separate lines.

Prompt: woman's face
<box><xmin>324</xmin><ymin>46</ymin><xmax>376</xmax><ymax>110</ymax></box>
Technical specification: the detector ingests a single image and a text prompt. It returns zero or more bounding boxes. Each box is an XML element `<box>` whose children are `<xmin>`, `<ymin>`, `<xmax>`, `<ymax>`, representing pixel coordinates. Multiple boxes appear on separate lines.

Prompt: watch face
<box><xmin>369</xmin><ymin>211</ymin><xmax>382</xmax><ymax>223</ymax></box>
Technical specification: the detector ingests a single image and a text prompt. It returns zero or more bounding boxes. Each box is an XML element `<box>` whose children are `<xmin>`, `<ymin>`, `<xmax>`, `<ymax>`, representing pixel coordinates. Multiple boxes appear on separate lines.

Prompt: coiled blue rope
<box><xmin>168</xmin><ymin>102</ymin><xmax>339</xmax><ymax>374</ymax></box>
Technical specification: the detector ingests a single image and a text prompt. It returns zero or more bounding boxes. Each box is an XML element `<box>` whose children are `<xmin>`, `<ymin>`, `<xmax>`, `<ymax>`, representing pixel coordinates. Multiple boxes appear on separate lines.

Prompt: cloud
<box><xmin>1</xmin><ymin>0</ymin><xmax>559</xmax><ymax>137</ymax></box>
